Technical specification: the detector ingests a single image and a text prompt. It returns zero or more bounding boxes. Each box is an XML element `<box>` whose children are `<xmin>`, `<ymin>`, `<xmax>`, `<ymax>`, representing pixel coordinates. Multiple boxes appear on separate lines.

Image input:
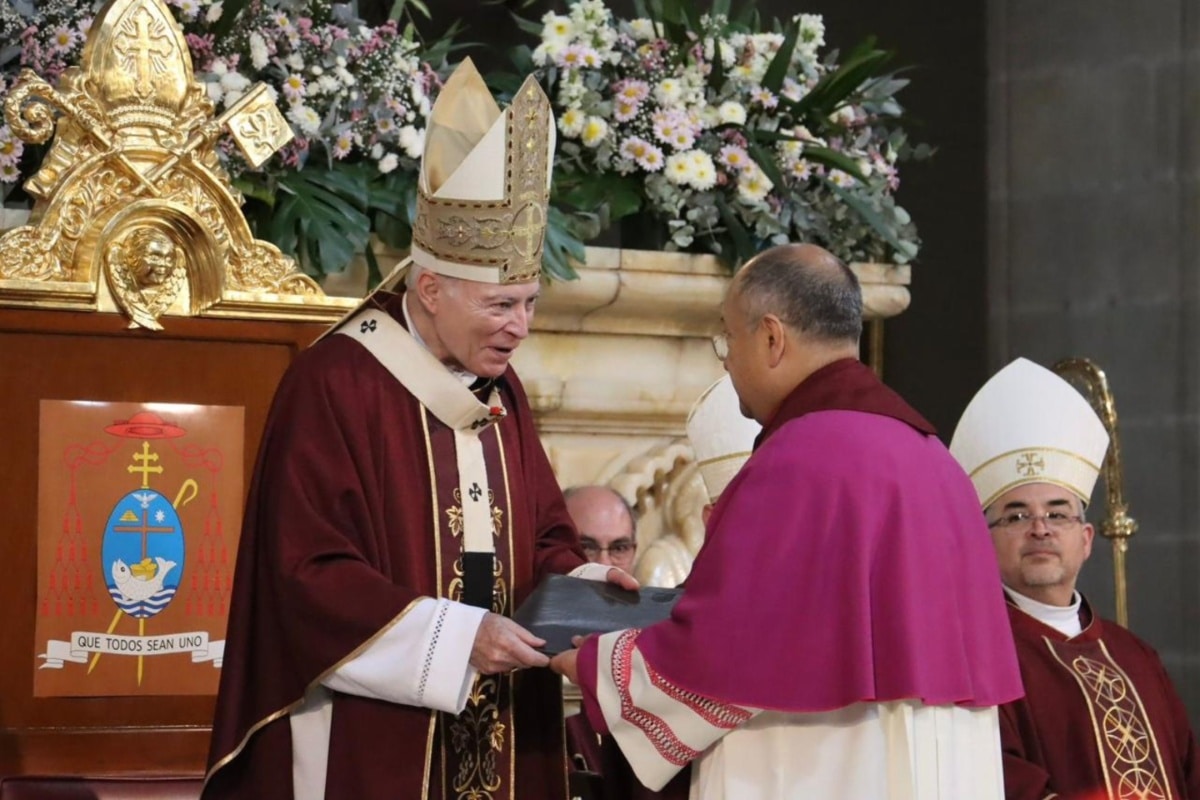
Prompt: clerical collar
<box><xmin>1004</xmin><ymin>585</ymin><xmax>1083</xmax><ymax>637</ymax></box>
<box><xmin>402</xmin><ymin>292</ymin><xmax>478</xmax><ymax>387</ymax></box>
<box><xmin>754</xmin><ymin>358</ymin><xmax>935</xmax><ymax>450</ymax></box>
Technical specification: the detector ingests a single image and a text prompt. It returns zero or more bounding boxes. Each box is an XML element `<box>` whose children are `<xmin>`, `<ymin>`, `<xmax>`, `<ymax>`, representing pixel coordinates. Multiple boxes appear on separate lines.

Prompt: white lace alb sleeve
<box><xmin>321</xmin><ymin>596</ymin><xmax>486</xmax><ymax>713</ymax></box>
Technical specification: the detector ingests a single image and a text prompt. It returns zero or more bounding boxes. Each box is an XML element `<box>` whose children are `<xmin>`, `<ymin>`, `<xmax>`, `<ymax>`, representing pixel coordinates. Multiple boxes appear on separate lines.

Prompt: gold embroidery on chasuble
<box><xmin>427</xmin><ymin>417</ymin><xmax>516</xmax><ymax>800</ymax></box>
<box><xmin>1045</xmin><ymin>637</ymin><xmax>1173</xmax><ymax>800</ymax></box>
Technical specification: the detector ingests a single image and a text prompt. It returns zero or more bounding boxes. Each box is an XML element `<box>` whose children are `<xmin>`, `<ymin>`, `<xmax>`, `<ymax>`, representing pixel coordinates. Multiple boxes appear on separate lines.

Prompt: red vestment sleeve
<box><xmin>999</xmin><ymin>701</ymin><xmax>1057</xmax><ymax>800</ymax></box>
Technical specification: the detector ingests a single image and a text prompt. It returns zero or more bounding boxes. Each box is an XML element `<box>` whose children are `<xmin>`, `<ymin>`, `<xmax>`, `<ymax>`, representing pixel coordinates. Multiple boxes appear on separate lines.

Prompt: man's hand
<box><xmin>605</xmin><ymin>567</ymin><xmax>639</xmax><ymax>591</ymax></box>
<box><xmin>470</xmin><ymin>613</ymin><xmax>550</xmax><ymax>674</ymax></box>
<box><xmin>549</xmin><ymin>636</ymin><xmax>585</xmax><ymax>684</ymax></box>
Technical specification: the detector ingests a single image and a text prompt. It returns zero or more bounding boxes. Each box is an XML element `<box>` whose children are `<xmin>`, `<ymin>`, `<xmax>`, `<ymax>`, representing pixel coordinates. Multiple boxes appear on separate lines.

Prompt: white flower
<box><xmin>220</xmin><ymin>72</ymin><xmax>250</xmax><ymax>93</ymax></box>
<box><xmin>830</xmin><ymin>105</ymin><xmax>856</xmax><ymax>126</ymax></box>
<box><xmin>287</xmin><ymin>104</ymin><xmax>322</xmax><ymax>136</ymax></box>
<box><xmin>318</xmin><ymin>75</ymin><xmax>340</xmax><ymax>95</ymax></box>
<box><xmin>717</xmin><ymin>145</ymin><xmax>750</xmax><ymax>171</ymax></box>
<box><xmin>285</xmin><ymin>53</ymin><xmax>305</xmax><ymax>71</ymax></box>
<box><xmin>370</xmin><ymin>143</ymin><xmax>385</xmax><ymax>159</ymax></box>
<box><xmin>335</xmin><ymin>67</ymin><xmax>356</xmax><ymax>86</ymax></box>
<box><xmin>0</xmin><ymin>129</ymin><xmax>24</xmax><ymax>166</ymax></box>
<box><xmin>210</xmin><ymin>58</ymin><xmax>229</xmax><ymax>76</ymax></box>
<box><xmin>378</xmin><ymin>153</ymin><xmax>400</xmax><ymax>174</ymax></box>
<box><xmin>737</xmin><ymin>166</ymin><xmax>773</xmax><ymax>202</ymax></box>
<box><xmin>0</xmin><ymin>162</ymin><xmax>19</xmax><ymax>183</ymax></box>
<box><xmin>206</xmin><ymin>2</ymin><xmax>223</xmax><ymax>22</ymax></box>
<box><xmin>558</xmin><ymin>107</ymin><xmax>586</xmax><ymax>138</ymax></box>
<box><xmin>205</xmin><ymin>81</ymin><xmax>224</xmax><ymax>105</ymax></box>
<box><xmin>532</xmin><ymin>40</ymin><xmax>567</xmax><ymax>67</ymax></box>
<box><xmin>654</xmin><ymin>78</ymin><xmax>683</xmax><ymax>105</ymax></box>
<box><xmin>282</xmin><ymin>74</ymin><xmax>305</xmax><ymax>102</ymax></box>
<box><xmin>795</xmin><ymin>13</ymin><xmax>826</xmax><ymax>59</ymax></box>
<box><xmin>619</xmin><ymin>136</ymin><xmax>664</xmax><ymax>172</ymax></box>
<box><xmin>665</xmin><ymin>152</ymin><xmax>695</xmax><ymax>186</ymax></box>
<box><xmin>398</xmin><ymin>125</ymin><xmax>424</xmax><ymax>159</ymax></box>
<box><xmin>177</xmin><ymin>0</ymin><xmax>199</xmax><ymax>19</ymax></box>
<box><xmin>790</xmin><ymin>159</ymin><xmax>813</xmax><ymax>180</ymax></box>
<box><xmin>581</xmin><ymin>116</ymin><xmax>608</xmax><ymax>147</ymax></box>
<box><xmin>688</xmin><ymin>151</ymin><xmax>717</xmax><ymax>190</ymax></box>
<box><xmin>541</xmin><ymin>12</ymin><xmax>574</xmax><ymax>42</ymax></box>
<box><xmin>627</xmin><ymin>18</ymin><xmax>656</xmax><ymax>41</ymax></box>
<box><xmin>828</xmin><ymin>169</ymin><xmax>856</xmax><ymax>188</ymax></box>
<box><xmin>249</xmin><ymin>32</ymin><xmax>269</xmax><ymax>70</ymax></box>
<box><xmin>717</xmin><ymin>101</ymin><xmax>747</xmax><ymax>125</ymax></box>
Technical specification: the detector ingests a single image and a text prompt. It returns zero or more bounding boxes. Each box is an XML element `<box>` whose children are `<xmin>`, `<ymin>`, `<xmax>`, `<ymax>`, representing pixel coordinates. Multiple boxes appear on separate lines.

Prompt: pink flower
<box><xmin>613</xmin><ymin>98</ymin><xmax>639</xmax><ymax>122</ymax></box>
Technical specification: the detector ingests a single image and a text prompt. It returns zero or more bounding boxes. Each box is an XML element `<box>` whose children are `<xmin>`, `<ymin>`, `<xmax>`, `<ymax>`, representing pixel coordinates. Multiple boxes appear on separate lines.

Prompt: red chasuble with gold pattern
<box><xmin>1001</xmin><ymin>599</ymin><xmax>1200</xmax><ymax>800</ymax></box>
<box><xmin>204</xmin><ymin>292</ymin><xmax>585</xmax><ymax>800</ymax></box>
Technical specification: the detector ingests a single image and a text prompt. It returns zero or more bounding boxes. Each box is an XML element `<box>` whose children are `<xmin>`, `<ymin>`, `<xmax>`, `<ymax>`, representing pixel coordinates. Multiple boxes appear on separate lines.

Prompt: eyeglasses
<box><xmin>712</xmin><ymin>333</ymin><xmax>729</xmax><ymax>361</ymax></box>
<box><xmin>987</xmin><ymin>510</ymin><xmax>1084</xmax><ymax>531</ymax></box>
<box><xmin>580</xmin><ymin>540</ymin><xmax>637</xmax><ymax>560</ymax></box>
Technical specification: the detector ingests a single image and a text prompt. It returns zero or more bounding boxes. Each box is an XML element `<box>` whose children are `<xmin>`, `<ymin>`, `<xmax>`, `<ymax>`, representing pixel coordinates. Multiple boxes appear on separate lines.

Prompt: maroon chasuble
<box><xmin>204</xmin><ymin>292</ymin><xmax>586</xmax><ymax>800</ymax></box>
<box><xmin>1001</xmin><ymin>598</ymin><xmax>1200</xmax><ymax>800</ymax></box>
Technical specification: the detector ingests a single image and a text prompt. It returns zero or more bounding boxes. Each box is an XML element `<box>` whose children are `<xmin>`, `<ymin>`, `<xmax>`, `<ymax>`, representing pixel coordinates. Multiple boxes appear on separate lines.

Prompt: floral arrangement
<box><xmin>518</xmin><ymin>0</ymin><xmax>930</xmax><ymax>268</ymax></box>
<box><xmin>0</xmin><ymin>0</ymin><xmax>454</xmax><ymax>281</ymax></box>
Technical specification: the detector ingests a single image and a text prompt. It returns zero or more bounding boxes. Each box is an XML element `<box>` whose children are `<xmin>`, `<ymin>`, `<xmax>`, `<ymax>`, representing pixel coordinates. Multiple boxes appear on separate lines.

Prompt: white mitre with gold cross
<box><xmin>950</xmin><ymin>357</ymin><xmax>1110</xmax><ymax>510</ymax></box>
<box><xmin>687</xmin><ymin>376</ymin><xmax>762</xmax><ymax>502</ymax></box>
<box><xmin>407</xmin><ymin>57</ymin><xmax>554</xmax><ymax>285</ymax></box>
<box><xmin>318</xmin><ymin>59</ymin><xmax>555</xmax><ymax>339</ymax></box>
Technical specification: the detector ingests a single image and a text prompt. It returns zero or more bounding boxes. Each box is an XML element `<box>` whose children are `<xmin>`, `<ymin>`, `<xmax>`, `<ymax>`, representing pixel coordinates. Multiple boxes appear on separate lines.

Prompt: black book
<box><xmin>513</xmin><ymin>574</ymin><xmax>683</xmax><ymax>655</ymax></box>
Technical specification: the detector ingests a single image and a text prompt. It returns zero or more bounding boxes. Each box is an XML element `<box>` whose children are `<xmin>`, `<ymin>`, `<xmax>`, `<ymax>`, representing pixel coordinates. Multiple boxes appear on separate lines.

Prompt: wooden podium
<box><xmin>0</xmin><ymin>308</ymin><xmax>327</xmax><ymax>777</ymax></box>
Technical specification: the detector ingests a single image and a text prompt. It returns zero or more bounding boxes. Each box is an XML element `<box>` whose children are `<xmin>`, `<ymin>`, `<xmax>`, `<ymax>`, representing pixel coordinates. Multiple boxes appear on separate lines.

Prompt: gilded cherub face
<box><xmin>132</xmin><ymin>232</ymin><xmax>177</xmax><ymax>287</ymax></box>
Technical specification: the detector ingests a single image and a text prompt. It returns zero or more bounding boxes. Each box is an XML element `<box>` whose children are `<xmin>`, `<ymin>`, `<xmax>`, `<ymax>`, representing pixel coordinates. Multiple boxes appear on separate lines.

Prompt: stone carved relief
<box><xmin>608</xmin><ymin>441</ymin><xmax>707</xmax><ymax>589</ymax></box>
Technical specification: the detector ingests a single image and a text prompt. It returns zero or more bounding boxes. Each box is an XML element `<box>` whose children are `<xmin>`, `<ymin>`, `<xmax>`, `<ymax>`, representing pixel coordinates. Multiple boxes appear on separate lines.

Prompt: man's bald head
<box><xmin>732</xmin><ymin>243</ymin><xmax>862</xmax><ymax>345</ymax></box>
<box><xmin>564</xmin><ymin>485</ymin><xmax>637</xmax><ymax>568</ymax></box>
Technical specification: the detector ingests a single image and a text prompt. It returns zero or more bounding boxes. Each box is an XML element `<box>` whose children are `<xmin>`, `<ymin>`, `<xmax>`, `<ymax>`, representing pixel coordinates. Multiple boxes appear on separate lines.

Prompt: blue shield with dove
<box><xmin>101</xmin><ymin>490</ymin><xmax>185</xmax><ymax>619</ymax></box>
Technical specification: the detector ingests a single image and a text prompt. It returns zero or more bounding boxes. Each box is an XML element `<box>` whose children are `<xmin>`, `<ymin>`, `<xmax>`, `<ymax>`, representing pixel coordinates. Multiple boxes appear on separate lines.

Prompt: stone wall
<box><xmin>988</xmin><ymin>0</ymin><xmax>1200</xmax><ymax>721</ymax></box>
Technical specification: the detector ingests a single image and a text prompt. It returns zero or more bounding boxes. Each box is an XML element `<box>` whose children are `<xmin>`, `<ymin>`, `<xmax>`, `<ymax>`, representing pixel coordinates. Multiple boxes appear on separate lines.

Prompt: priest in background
<box><xmin>552</xmin><ymin>243</ymin><xmax>1024</xmax><ymax>799</ymax></box>
<box><xmin>203</xmin><ymin>59</ymin><xmax>633</xmax><ymax>800</ymax></box>
<box><xmin>951</xmin><ymin>358</ymin><xmax>1200</xmax><ymax>800</ymax></box>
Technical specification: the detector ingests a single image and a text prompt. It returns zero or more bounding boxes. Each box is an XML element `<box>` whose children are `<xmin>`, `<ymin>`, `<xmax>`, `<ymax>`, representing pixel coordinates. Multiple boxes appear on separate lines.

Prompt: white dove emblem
<box><xmin>111</xmin><ymin>557</ymin><xmax>176</xmax><ymax>603</ymax></box>
<box><xmin>131</xmin><ymin>491</ymin><xmax>158</xmax><ymax>509</ymax></box>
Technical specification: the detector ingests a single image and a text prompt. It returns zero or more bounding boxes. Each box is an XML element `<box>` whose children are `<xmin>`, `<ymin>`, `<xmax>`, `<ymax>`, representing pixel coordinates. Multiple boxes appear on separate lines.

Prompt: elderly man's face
<box><xmin>428</xmin><ymin>276</ymin><xmax>539</xmax><ymax>378</ymax></box>
<box><xmin>986</xmin><ymin>482</ymin><xmax>1094</xmax><ymax>606</ymax></box>
<box><xmin>565</xmin><ymin>487</ymin><xmax>637</xmax><ymax>569</ymax></box>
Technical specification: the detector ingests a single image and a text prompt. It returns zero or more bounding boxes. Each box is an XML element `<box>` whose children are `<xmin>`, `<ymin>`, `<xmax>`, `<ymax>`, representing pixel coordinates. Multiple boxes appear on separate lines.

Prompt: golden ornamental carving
<box><xmin>0</xmin><ymin>0</ymin><xmax>354</xmax><ymax>327</ymax></box>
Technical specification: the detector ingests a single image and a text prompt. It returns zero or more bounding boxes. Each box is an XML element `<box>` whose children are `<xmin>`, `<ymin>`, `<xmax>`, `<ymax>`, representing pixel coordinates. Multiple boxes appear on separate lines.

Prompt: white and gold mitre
<box><xmin>686</xmin><ymin>376</ymin><xmax>762</xmax><ymax>502</ymax></box>
<box><xmin>408</xmin><ymin>58</ymin><xmax>555</xmax><ymax>285</ymax></box>
<box><xmin>949</xmin><ymin>357</ymin><xmax>1109</xmax><ymax>509</ymax></box>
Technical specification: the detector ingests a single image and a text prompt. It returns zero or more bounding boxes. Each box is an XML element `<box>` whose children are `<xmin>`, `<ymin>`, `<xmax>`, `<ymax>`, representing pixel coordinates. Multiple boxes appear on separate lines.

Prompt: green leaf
<box><xmin>825</xmin><ymin>180</ymin><xmax>908</xmax><ymax>254</ymax></box>
<box><xmin>209</xmin><ymin>0</ymin><xmax>250</xmax><ymax>39</ymax></box>
<box><xmin>232</xmin><ymin>175</ymin><xmax>277</xmax><ymax>207</ymax></box>
<box><xmin>255</xmin><ymin>166</ymin><xmax>373</xmax><ymax>278</ymax></box>
<box><xmin>792</xmin><ymin>43</ymin><xmax>893</xmax><ymax>117</ymax></box>
<box><xmin>542</xmin><ymin>205</ymin><xmax>583</xmax><ymax>281</ymax></box>
<box><xmin>746</xmin><ymin>141</ymin><xmax>785</xmax><ymax>191</ymax></box>
<box><xmin>558</xmin><ymin>173</ymin><xmax>643</xmax><ymax>221</ymax></box>
<box><xmin>510</xmin><ymin>11</ymin><xmax>545</xmax><ymax>36</ymax></box>
<box><xmin>803</xmin><ymin>146</ymin><xmax>869</xmax><ymax>182</ymax></box>
<box><xmin>364</xmin><ymin>244</ymin><xmax>385</xmax><ymax>289</ymax></box>
<box><xmin>714</xmin><ymin>195</ymin><xmax>755</xmax><ymax>266</ymax></box>
<box><xmin>760</xmin><ymin>17</ymin><xmax>799</xmax><ymax>94</ymax></box>
<box><xmin>389</xmin><ymin>0</ymin><xmax>431</xmax><ymax>21</ymax></box>
<box><xmin>707</xmin><ymin>37</ymin><xmax>726</xmax><ymax>91</ymax></box>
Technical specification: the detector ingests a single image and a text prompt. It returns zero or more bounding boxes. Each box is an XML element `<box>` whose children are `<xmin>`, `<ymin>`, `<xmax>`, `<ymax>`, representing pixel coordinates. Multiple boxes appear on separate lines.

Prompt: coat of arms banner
<box><xmin>34</xmin><ymin>399</ymin><xmax>243</xmax><ymax>697</ymax></box>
